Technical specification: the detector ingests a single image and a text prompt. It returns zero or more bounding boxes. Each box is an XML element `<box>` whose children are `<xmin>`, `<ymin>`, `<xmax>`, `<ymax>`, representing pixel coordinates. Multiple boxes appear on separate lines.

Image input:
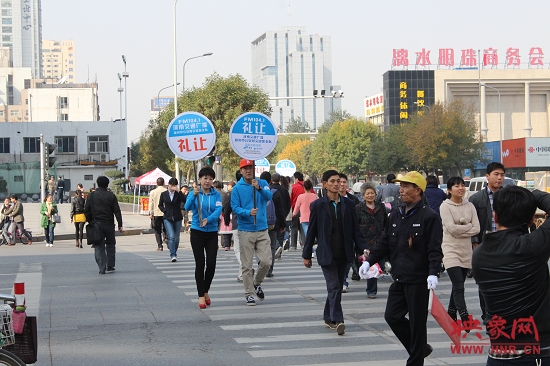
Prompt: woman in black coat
<box><xmin>158</xmin><ymin>178</ymin><xmax>186</xmax><ymax>262</ymax></box>
<box><xmin>70</xmin><ymin>189</ymin><xmax>86</xmax><ymax>248</ymax></box>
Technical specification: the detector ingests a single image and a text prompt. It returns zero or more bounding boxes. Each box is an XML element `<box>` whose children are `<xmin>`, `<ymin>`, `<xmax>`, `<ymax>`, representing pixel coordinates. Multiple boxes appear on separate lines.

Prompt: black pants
<box><xmin>446</xmin><ymin>266</ymin><xmax>469</xmax><ymax>313</ymax></box>
<box><xmin>290</xmin><ymin>215</ymin><xmax>303</xmax><ymax>249</ymax></box>
<box><xmin>221</xmin><ymin>234</ymin><xmax>232</xmax><ymax>248</ymax></box>
<box><xmin>94</xmin><ymin>222</ymin><xmax>116</xmax><ymax>272</ymax></box>
<box><xmin>153</xmin><ymin>216</ymin><xmax>164</xmax><ymax>247</ymax></box>
<box><xmin>74</xmin><ymin>222</ymin><xmax>85</xmax><ymax>241</ymax></box>
<box><xmin>321</xmin><ymin>256</ymin><xmax>348</xmax><ymax>323</ymax></box>
<box><xmin>190</xmin><ymin>229</ymin><xmax>218</xmax><ymax>297</ymax></box>
<box><xmin>385</xmin><ymin>282</ymin><xmax>429</xmax><ymax>366</ymax></box>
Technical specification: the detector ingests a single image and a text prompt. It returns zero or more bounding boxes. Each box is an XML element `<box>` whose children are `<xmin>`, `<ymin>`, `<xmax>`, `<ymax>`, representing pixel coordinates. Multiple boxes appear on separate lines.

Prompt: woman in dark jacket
<box><xmin>158</xmin><ymin>178</ymin><xmax>187</xmax><ymax>262</ymax></box>
<box><xmin>355</xmin><ymin>182</ymin><xmax>388</xmax><ymax>298</ymax></box>
<box><xmin>424</xmin><ymin>175</ymin><xmax>447</xmax><ymax>215</ymax></box>
<box><xmin>70</xmin><ymin>189</ymin><xmax>86</xmax><ymax>248</ymax></box>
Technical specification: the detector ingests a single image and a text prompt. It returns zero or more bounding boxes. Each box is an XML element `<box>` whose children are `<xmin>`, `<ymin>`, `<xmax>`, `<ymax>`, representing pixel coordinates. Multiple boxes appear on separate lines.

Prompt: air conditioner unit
<box><xmin>99</xmin><ymin>153</ymin><xmax>109</xmax><ymax>162</ymax></box>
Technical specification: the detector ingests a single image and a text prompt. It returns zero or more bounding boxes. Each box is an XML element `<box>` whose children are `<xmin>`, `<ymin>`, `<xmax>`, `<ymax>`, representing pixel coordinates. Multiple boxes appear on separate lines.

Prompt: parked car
<box><xmin>468</xmin><ymin>176</ymin><xmax>515</xmax><ymax>194</ymax></box>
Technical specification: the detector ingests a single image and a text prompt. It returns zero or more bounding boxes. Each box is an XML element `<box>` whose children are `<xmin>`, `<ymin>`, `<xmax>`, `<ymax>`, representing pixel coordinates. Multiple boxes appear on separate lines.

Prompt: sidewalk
<box><xmin>17</xmin><ymin>202</ymin><xmax>160</xmax><ymax>242</ymax></box>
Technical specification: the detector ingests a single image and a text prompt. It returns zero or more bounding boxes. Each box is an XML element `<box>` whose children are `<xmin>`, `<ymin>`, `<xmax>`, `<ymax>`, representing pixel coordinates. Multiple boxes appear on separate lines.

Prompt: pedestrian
<box><xmin>213</xmin><ymin>180</ymin><xmax>231</xmax><ymax>251</ymax></box>
<box><xmin>84</xmin><ymin>176</ymin><xmax>123</xmax><ymax>274</ymax></box>
<box><xmin>339</xmin><ymin>173</ymin><xmax>361</xmax><ymax>290</ymax></box>
<box><xmin>289</xmin><ymin>171</ymin><xmax>306</xmax><ymax>250</ymax></box>
<box><xmin>302</xmin><ymin>170</ymin><xmax>366</xmax><ymax>336</ymax></box>
<box><xmin>184</xmin><ymin>167</ymin><xmax>223</xmax><ymax>309</ymax></box>
<box><xmin>220</xmin><ymin>181</ymin><xmax>236</xmax><ymax>250</ymax></box>
<box><xmin>149</xmin><ymin>177</ymin><xmax>167</xmax><ymax>251</ymax></box>
<box><xmin>223</xmin><ymin>171</ymin><xmax>243</xmax><ymax>282</ymax></box>
<box><xmin>47</xmin><ymin>176</ymin><xmax>57</xmax><ymax>197</ymax></box>
<box><xmin>4</xmin><ymin>194</ymin><xmax>32</xmax><ymax>245</ymax></box>
<box><xmin>376</xmin><ymin>173</ymin><xmax>401</xmax><ymax>211</ymax></box>
<box><xmin>292</xmin><ymin>179</ymin><xmax>317</xmax><ymax>255</ymax></box>
<box><xmin>472</xmin><ymin>186</ymin><xmax>550</xmax><ymax>365</ymax></box>
<box><xmin>260</xmin><ymin>171</ymin><xmax>286</xmax><ymax>278</ymax></box>
<box><xmin>439</xmin><ymin>176</ymin><xmax>480</xmax><ymax>325</ymax></box>
<box><xmin>269</xmin><ymin>173</ymin><xmax>290</xmax><ymax>259</ymax></box>
<box><xmin>469</xmin><ymin>162</ymin><xmax>505</xmax><ymax>325</ymax></box>
<box><xmin>280</xmin><ymin>175</ymin><xmax>292</xmax><ymax>251</ymax></box>
<box><xmin>231</xmin><ymin>159</ymin><xmax>273</xmax><ymax>306</ymax></box>
<box><xmin>40</xmin><ymin>194</ymin><xmax>58</xmax><ymax>247</ymax></box>
<box><xmin>180</xmin><ymin>185</ymin><xmax>190</xmax><ymax>232</ymax></box>
<box><xmin>0</xmin><ymin>198</ymin><xmax>12</xmax><ymax>244</ymax></box>
<box><xmin>70</xmin><ymin>189</ymin><xmax>86</xmax><ymax>248</ymax></box>
<box><xmin>158</xmin><ymin>178</ymin><xmax>186</xmax><ymax>262</ymax></box>
<box><xmin>355</xmin><ymin>182</ymin><xmax>388</xmax><ymax>299</ymax></box>
<box><xmin>360</xmin><ymin>171</ymin><xmax>443</xmax><ymax>365</ymax></box>
<box><xmin>424</xmin><ymin>175</ymin><xmax>447</xmax><ymax>215</ymax></box>
<box><xmin>56</xmin><ymin>176</ymin><xmax>65</xmax><ymax>204</ymax></box>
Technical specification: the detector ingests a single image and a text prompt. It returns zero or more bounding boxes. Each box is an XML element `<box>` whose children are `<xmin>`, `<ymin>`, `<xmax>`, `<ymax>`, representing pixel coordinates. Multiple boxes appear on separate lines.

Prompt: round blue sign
<box><xmin>275</xmin><ymin>159</ymin><xmax>296</xmax><ymax>176</ymax></box>
<box><xmin>166</xmin><ymin>112</ymin><xmax>216</xmax><ymax>161</ymax></box>
<box><xmin>229</xmin><ymin>112</ymin><xmax>277</xmax><ymax>159</ymax></box>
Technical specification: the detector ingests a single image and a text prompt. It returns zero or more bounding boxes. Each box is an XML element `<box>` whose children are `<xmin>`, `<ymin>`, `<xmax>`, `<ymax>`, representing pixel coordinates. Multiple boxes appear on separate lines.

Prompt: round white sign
<box><xmin>166</xmin><ymin>112</ymin><xmax>216</xmax><ymax>161</ymax></box>
<box><xmin>275</xmin><ymin>159</ymin><xmax>296</xmax><ymax>177</ymax></box>
<box><xmin>229</xmin><ymin>112</ymin><xmax>277</xmax><ymax>159</ymax></box>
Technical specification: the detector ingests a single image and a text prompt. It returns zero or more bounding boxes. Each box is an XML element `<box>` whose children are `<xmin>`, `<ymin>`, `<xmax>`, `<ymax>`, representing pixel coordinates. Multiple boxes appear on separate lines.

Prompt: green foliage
<box><xmin>318</xmin><ymin>109</ymin><xmax>352</xmax><ymax>133</ymax></box>
<box><xmin>103</xmin><ymin>170</ymin><xmax>125</xmax><ymax>179</ymax></box>
<box><xmin>137</xmin><ymin>73</ymin><xmax>271</xmax><ymax>178</ymax></box>
<box><xmin>115</xmin><ymin>194</ymin><xmax>136</xmax><ymax>204</ymax></box>
<box><xmin>284</xmin><ymin>117</ymin><xmax>310</xmax><ymax>133</ymax></box>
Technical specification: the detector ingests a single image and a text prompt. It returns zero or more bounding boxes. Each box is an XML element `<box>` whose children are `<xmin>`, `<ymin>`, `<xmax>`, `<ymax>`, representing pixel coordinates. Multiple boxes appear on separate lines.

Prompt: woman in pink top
<box><xmin>292</xmin><ymin>179</ymin><xmax>317</xmax><ymax>237</ymax></box>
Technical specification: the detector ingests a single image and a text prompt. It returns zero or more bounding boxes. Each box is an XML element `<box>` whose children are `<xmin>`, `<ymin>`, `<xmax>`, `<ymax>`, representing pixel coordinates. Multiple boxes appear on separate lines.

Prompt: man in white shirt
<box><xmin>149</xmin><ymin>178</ymin><xmax>167</xmax><ymax>251</ymax></box>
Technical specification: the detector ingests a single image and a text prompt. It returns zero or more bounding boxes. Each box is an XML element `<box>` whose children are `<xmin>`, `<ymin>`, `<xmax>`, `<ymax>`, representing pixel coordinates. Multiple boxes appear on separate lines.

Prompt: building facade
<box><xmin>41</xmin><ymin>39</ymin><xmax>75</xmax><ymax>82</ymax></box>
<box><xmin>150</xmin><ymin>96</ymin><xmax>174</xmax><ymax>120</ymax></box>
<box><xmin>251</xmin><ymin>26</ymin><xmax>341</xmax><ymax>131</ymax></box>
<box><xmin>0</xmin><ymin>120</ymin><xmax>128</xmax><ymax>195</ymax></box>
<box><xmin>0</xmin><ymin>0</ymin><xmax>42</xmax><ymax>78</ymax></box>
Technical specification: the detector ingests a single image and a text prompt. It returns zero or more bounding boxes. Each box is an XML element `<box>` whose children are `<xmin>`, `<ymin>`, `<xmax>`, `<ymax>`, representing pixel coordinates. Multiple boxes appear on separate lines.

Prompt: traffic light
<box><xmin>205</xmin><ymin>146</ymin><xmax>216</xmax><ymax>167</ymax></box>
<box><xmin>44</xmin><ymin>142</ymin><xmax>57</xmax><ymax>168</ymax></box>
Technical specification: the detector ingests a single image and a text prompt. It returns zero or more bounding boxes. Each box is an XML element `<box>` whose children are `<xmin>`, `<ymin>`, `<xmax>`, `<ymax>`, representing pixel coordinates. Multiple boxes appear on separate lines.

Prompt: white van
<box><xmin>468</xmin><ymin>176</ymin><xmax>516</xmax><ymax>194</ymax></box>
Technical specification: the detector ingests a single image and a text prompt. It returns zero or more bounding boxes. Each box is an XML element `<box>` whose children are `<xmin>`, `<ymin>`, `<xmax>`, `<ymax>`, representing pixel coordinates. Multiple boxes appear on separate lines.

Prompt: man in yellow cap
<box><xmin>359</xmin><ymin>171</ymin><xmax>443</xmax><ymax>365</ymax></box>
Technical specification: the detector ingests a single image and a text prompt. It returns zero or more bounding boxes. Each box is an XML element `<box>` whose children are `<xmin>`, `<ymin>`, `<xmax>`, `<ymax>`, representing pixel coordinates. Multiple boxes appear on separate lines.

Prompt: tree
<box><xmin>137</xmin><ymin>73</ymin><xmax>271</xmax><ymax>180</ymax></box>
<box><xmin>276</xmin><ymin>139</ymin><xmax>312</xmax><ymax>172</ymax></box>
<box><xmin>103</xmin><ymin>170</ymin><xmax>129</xmax><ymax>194</ymax></box>
<box><xmin>368</xmin><ymin>124</ymin><xmax>414</xmax><ymax>174</ymax></box>
<box><xmin>284</xmin><ymin>117</ymin><xmax>310</xmax><ymax>133</ymax></box>
<box><xmin>318</xmin><ymin>109</ymin><xmax>352</xmax><ymax>133</ymax></box>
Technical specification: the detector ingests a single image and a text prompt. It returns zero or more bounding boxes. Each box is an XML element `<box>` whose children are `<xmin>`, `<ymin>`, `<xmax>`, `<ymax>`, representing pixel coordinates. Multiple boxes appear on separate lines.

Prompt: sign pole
<box><xmin>252</xmin><ymin>160</ymin><xmax>256</xmax><ymax>225</ymax></box>
<box><xmin>193</xmin><ymin>161</ymin><xmax>202</xmax><ymax>222</ymax></box>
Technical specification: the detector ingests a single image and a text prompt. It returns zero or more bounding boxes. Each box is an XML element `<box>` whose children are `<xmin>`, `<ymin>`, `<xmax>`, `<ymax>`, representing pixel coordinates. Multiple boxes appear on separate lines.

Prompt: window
<box><xmin>1</xmin><ymin>27</ymin><xmax>11</xmax><ymax>33</ymax></box>
<box><xmin>68</xmin><ymin>68</ymin><xmax>73</xmax><ymax>72</ymax></box>
<box><xmin>0</xmin><ymin>111</ymin><xmax>4</xmax><ymax>116</ymax></box>
<box><xmin>60</xmin><ymin>113</ymin><xmax>68</xmax><ymax>121</ymax></box>
<box><xmin>14</xmin><ymin>176</ymin><xmax>22</xmax><ymax>182</ymax></box>
<box><xmin>10</xmin><ymin>110</ymin><xmax>17</xmax><ymax>116</ymax></box>
<box><xmin>1</xmin><ymin>1</ymin><xmax>11</xmax><ymax>7</ymax></box>
<box><xmin>2</xmin><ymin>35</ymin><xmax>11</xmax><ymax>42</ymax></box>
<box><xmin>0</xmin><ymin>137</ymin><xmax>9</xmax><ymax>153</ymax></box>
<box><xmin>88</xmin><ymin>136</ymin><xmax>108</xmax><ymax>153</ymax></box>
<box><xmin>1</xmin><ymin>9</ymin><xmax>10</xmax><ymax>15</ymax></box>
<box><xmin>84</xmin><ymin>175</ymin><xmax>93</xmax><ymax>181</ymax></box>
<box><xmin>55</xmin><ymin>136</ymin><xmax>76</xmax><ymax>153</ymax></box>
<box><xmin>23</xmin><ymin>137</ymin><xmax>40</xmax><ymax>153</ymax></box>
<box><xmin>2</xmin><ymin>18</ymin><xmax>11</xmax><ymax>24</ymax></box>
<box><xmin>59</xmin><ymin>97</ymin><xmax>68</xmax><ymax>108</ymax></box>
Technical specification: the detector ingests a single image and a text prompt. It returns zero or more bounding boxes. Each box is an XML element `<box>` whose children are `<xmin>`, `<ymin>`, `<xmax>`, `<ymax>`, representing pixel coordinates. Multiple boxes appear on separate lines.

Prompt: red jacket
<box><xmin>290</xmin><ymin>180</ymin><xmax>305</xmax><ymax>209</ymax></box>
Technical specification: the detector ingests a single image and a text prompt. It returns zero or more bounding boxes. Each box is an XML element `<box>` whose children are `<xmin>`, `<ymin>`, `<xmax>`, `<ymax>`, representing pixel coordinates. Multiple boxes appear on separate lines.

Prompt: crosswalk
<box><xmin>141</xmin><ymin>249</ymin><xmax>488</xmax><ymax>366</ymax></box>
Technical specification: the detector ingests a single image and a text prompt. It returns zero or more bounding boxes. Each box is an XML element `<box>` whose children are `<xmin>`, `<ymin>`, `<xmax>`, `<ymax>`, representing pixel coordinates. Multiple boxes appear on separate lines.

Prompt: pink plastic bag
<box><xmin>367</xmin><ymin>263</ymin><xmax>383</xmax><ymax>279</ymax></box>
<box><xmin>12</xmin><ymin>309</ymin><xmax>26</xmax><ymax>334</ymax></box>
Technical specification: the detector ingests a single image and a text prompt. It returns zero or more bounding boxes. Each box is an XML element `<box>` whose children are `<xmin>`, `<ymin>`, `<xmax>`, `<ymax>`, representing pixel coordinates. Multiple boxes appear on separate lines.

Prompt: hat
<box><xmin>392</xmin><ymin>171</ymin><xmax>427</xmax><ymax>192</ymax></box>
<box><xmin>239</xmin><ymin>158</ymin><xmax>254</xmax><ymax>168</ymax></box>
<box><xmin>352</xmin><ymin>182</ymin><xmax>363</xmax><ymax>193</ymax></box>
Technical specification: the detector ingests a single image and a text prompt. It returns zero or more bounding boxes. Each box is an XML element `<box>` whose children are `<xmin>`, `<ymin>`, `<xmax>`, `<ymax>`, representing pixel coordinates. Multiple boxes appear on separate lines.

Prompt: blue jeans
<box><xmin>301</xmin><ymin>222</ymin><xmax>309</xmax><ymax>237</ymax></box>
<box><xmin>163</xmin><ymin>219</ymin><xmax>182</xmax><ymax>258</ymax></box>
<box><xmin>44</xmin><ymin>223</ymin><xmax>55</xmax><ymax>244</ymax></box>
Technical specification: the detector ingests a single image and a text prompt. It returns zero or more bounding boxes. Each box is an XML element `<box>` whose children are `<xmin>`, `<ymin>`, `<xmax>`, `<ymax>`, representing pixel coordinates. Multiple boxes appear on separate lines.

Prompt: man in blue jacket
<box><xmin>302</xmin><ymin>170</ymin><xmax>366</xmax><ymax>335</ymax></box>
<box><xmin>231</xmin><ymin>159</ymin><xmax>273</xmax><ymax>306</ymax></box>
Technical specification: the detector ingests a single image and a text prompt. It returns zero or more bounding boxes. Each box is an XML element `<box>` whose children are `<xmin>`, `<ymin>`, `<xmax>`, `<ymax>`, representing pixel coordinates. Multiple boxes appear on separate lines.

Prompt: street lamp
<box><xmin>182</xmin><ymin>53</ymin><xmax>213</xmax><ymax>93</ymax></box>
<box><xmin>117</xmin><ymin>73</ymin><xmax>123</xmax><ymax>123</ymax></box>
<box><xmin>173</xmin><ymin>0</ymin><xmax>180</xmax><ymax>183</ymax></box>
<box><xmin>414</xmin><ymin>101</ymin><xmax>431</xmax><ymax>112</ymax></box>
<box><xmin>481</xmin><ymin>84</ymin><xmax>502</xmax><ymax>163</ymax></box>
<box><xmin>157</xmin><ymin>83</ymin><xmax>181</xmax><ymax>111</ymax></box>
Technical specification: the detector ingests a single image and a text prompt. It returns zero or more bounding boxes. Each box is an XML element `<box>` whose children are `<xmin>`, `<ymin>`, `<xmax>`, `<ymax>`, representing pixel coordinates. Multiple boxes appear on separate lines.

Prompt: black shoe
<box><xmin>466</xmin><ymin>269</ymin><xmax>473</xmax><ymax>278</ymax></box>
<box><xmin>254</xmin><ymin>284</ymin><xmax>264</xmax><ymax>300</ymax></box>
<box><xmin>99</xmin><ymin>269</ymin><xmax>105</xmax><ymax>274</ymax></box>
<box><xmin>351</xmin><ymin>272</ymin><xmax>360</xmax><ymax>281</ymax></box>
<box><xmin>324</xmin><ymin>320</ymin><xmax>337</xmax><ymax>330</ymax></box>
<box><xmin>447</xmin><ymin>307</ymin><xmax>458</xmax><ymax>322</ymax></box>
<box><xmin>106</xmin><ymin>267</ymin><xmax>116</xmax><ymax>273</ymax></box>
<box><xmin>336</xmin><ymin>322</ymin><xmax>345</xmax><ymax>335</ymax></box>
<box><xmin>425</xmin><ymin>344</ymin><xmax>433</xmax><ymax>357</ymax></box>
<box><xmin>266</xmin><ymin>272</ymin><xmax>273</xmax><ymax>278</ymax></box>
<box><xmin>459</xmin><ymin>310</ymin><xmax>471</xmax><ymax>333</ymax></box>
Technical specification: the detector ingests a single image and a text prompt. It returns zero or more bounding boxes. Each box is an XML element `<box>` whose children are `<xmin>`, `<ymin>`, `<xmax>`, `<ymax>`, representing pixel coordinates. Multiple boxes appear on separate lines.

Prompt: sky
<box><xmin>41</xmin><ymin>0</ymin><xmax>550</xmax><ymax>142</ymax></box>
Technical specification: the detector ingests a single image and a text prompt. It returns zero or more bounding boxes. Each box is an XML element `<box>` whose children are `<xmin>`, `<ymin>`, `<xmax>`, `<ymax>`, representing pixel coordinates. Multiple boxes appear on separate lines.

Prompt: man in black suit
<box><xmin>302</xmin><ymin>170</ymin><xmax>366</xmax><ymax>336</ymax></box>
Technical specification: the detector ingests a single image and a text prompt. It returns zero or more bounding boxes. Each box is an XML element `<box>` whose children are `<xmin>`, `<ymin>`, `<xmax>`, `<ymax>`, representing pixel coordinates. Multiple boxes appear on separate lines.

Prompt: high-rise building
<box><xmin>42</xmin><ymin>40</ymin><xmax>75</xmax><ymax>82</ymax></box>
<box><xmin>251</xmin><ymin>26</ymin><xmax>341</xmax><ymax>131</ymax></box>
<box><xmin>0</xmin><ymin>0</ymin><xmax>42</xmax><ymax>78</ymax></box>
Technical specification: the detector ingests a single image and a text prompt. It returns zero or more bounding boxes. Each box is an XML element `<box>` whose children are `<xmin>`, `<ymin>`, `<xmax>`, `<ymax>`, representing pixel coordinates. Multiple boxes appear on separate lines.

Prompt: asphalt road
<box><xmin>0</xmin><ymin>235</ymin><xmax>488</xmax><ymax>366</ymax></box>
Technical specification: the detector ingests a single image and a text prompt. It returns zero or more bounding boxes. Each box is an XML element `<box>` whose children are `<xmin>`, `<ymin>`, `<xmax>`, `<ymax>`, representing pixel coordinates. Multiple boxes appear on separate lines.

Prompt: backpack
<box><xmin>266</xmin><ymin>188</ymin><xmax>278</xmax><ymax>228</ymax></box>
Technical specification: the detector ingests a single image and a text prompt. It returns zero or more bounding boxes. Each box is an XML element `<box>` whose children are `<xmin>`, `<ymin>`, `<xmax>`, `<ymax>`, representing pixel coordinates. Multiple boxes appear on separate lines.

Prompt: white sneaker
<box><xmin>49</xmin><ymin>244</ymin><xmax>53</xmax><ymax>247</ymax></box>
<box><xmin>342</xmin><ymin>285</ymin><xmax>348</xmax><ymax>293</ymax></box>
<box><xmin>312</xmin><ymin>251</ymin><xmax>316</xmax><ymax>258</ymax></box>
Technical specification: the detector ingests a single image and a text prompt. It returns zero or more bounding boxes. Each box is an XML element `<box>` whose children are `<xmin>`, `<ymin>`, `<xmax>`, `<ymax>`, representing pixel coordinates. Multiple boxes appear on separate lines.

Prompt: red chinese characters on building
<box><xmin>415</xmin><ymin>48</ymin><xmax>432</xmax><ymax>66</ymax></box>
<box><xmin>483</xmin><ymin>48</ymin><xmax>498</xmax><ymax>67</ymax></box>
<box><xmin>438</xmin><ymin>48</ymin><xmax>455</xmax><ymax>67</ymax></box>
<box><xmin>460</xmin><ymin>49</ymin><xmax>477</xmax><ymax>67</ymax></box>
<box><xmin>506</xmin><ymin>48</ymin><xmax>521</xmax><ymax>67</ymax></box>
<box><xmin>529</xmin><ymin>47</ymin><xmax>544</xmax><ymax>66</ymax></box>
<box><xmin>392</xmin><ymin>49</ymin><xmax>409</xmax><ymax>67</ymax></box>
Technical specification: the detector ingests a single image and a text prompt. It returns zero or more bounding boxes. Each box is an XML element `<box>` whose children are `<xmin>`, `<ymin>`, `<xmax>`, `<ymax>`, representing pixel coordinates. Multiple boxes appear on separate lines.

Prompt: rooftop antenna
<box><xmin>288</xmin><ymin>0</ymin><xmax>291</xmax><ymax>26</ymax></box>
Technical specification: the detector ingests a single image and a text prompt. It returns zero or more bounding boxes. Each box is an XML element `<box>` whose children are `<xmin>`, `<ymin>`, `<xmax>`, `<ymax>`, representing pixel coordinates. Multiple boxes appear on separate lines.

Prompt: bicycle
<box><xmin>0</xmin><ymin>227</ymin><xmax>32</xmax><ymax>246</ymax></box>
<box><xmin>0</xmin><ymin>294</ymin><xmax>26</xmax><ymax>366</ymax></box>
